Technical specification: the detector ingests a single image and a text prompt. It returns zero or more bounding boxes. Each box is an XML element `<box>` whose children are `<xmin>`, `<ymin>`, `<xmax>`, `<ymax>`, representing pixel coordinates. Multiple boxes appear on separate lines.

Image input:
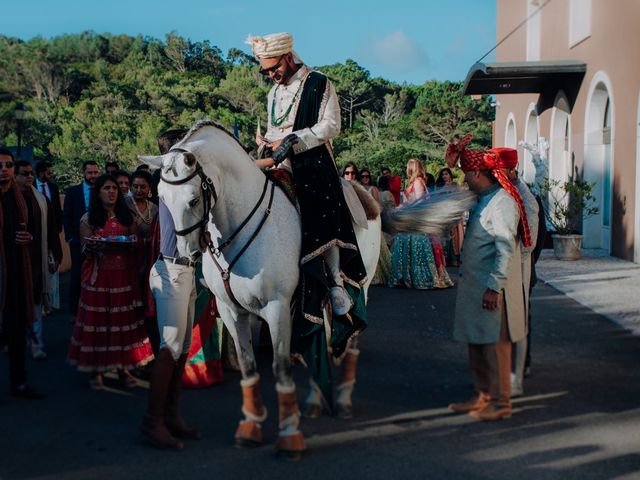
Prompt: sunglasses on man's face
<box><xmin>344</xmin><ymin>170</ymin><xmax>356</xmax><ymax>176</ymax></box>
<box><xmin>17</xmin><ymin>170</ymin><xmax>34</xmax><ymax>176</ymax></box>
<box><xmin>0</xmin><ymin>161</ymin><xmax>14</xmax><ymax>169</ymax></box>
<box><xmin>259</xmin><ymin>59</ymin><xmax>283</xmax><ymax>76</ymax></box>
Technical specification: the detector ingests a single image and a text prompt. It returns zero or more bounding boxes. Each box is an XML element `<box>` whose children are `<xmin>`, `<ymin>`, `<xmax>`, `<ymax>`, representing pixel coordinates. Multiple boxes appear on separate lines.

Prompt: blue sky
<box><xmin>3</xmin><ymin>0</ymin><xmax>496</xmax><ymax>85</ymax></box>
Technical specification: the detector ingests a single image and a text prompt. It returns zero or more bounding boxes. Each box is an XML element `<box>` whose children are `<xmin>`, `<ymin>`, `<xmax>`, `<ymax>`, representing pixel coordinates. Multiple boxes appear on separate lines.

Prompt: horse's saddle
<box><xmin>340</xmin><ymin>178</ymin><xmax>380</xmax><ymax>229</ymax></box>
<box><xmin>265</xmin><ymin>169</ymin><xmax>379</xmax><ymax>229</ymax></box>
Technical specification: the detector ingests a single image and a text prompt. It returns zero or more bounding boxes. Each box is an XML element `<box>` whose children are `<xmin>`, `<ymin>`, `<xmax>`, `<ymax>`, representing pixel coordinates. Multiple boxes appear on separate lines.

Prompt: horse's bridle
<box><xmin>160</xmin><ymin>148</ymin><xmax>217</xmax><ymax>242</ymax></box>
<box><xmin>159</xmin><ymin>148</ymin><xmax>275</xmax><ymax>309</ymax></box>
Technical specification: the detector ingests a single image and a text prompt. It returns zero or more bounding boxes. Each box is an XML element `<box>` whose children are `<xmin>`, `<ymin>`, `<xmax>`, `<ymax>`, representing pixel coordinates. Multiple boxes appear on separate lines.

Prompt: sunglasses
<box><xmin>344</xmin><ymin>170</ymin><xmax>356</xmax><ymax>175</ymax></box>
<box><xmin>259</xmin><ymin>59</ymin><xmax>283</xmax><ymax>76</ymax></box>
<box><xmin>17</xmin><ymin>171</ymin><xmax>34</xmax><ymax>176</ymax></box>
<box><xmin>361</xmin><ymin>174</ymin><xmax>370</xmax><ymax>178</ymax></box>
<box><xmin>0</xmin><ymin>161</ymin><xmax>14</xmax><ymax>169</ymax></box>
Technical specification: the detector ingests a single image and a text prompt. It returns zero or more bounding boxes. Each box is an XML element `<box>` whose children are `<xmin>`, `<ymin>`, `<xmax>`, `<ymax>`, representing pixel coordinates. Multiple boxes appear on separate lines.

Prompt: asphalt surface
<box><xmin>1</xmin><ymin>269</ymin><xmax>640</xmax><ymax>480</ymax></box>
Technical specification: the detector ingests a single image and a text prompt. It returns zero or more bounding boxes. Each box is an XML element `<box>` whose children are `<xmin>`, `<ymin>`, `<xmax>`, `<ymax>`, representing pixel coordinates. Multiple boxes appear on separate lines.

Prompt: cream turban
<box><xmin>246</xmin><ymin>32</ymin><xmax>294</xmax><ymax>59</ymax></box>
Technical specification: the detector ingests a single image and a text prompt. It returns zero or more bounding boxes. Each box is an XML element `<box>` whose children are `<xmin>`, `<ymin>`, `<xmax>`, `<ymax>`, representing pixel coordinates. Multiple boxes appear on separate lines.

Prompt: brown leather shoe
<box><xmin>448</xmin><ymin>392</ymin><xmax>490</xmax><ymax>413</ymax></box>
<box><xmin>141</xmin><ymin>415</ymin><xmax>184</xmax><ymax>449</ymax></box>
<box><xmin>469</xmin><ymin>403</ymin><xmax>512</xmax><ymax>421</ymax></box>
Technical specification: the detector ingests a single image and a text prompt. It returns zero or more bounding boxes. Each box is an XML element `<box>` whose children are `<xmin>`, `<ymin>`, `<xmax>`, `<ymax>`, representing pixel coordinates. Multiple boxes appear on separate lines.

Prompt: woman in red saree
<box><xmin>68</xmin><ymin>175</ymin><xmax>153</xmax><ymax>388</ymax></box>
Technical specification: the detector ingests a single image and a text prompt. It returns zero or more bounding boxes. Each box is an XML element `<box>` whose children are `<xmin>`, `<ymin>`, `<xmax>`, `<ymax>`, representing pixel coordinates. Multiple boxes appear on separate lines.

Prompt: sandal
<box><xmin>89</xmin><ymin>374</ymin><xmax>104</xmax><ymax>390</ymax></box>
<box><xmin>118</xmin><ymin>370</ymin><xmax>138</xmax><ymax>388</ymax></box>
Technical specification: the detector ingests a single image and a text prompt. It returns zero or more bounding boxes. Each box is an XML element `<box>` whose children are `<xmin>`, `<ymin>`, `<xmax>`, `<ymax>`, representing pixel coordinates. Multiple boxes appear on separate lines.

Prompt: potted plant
<box><xmin>539</xmin><ymin>177</ymin><xmax>599</xmax><ymax>260</ymax></box>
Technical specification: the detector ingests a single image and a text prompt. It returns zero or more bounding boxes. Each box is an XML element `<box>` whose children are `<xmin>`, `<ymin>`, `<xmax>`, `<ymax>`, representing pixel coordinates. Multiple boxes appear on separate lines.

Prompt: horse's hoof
<box><xmin>234</xmin><ymin>420</ymin><xmax>263</xmax><ymax>448</ymax></box>
<box><xmin>334</xmin><ymin>403</ymin><xmax>353</xmax><ymax>420</ymax></box>
<box><xmin>235</xmin><ymin>437</ymin><xmax>262</xmax><ymax>449</ymax></box>
<box><xmin>276</xmin><ymin>449</ymin><xmax>304</xmax><ymax>462</ymax></box>
<box><xmin>302</xmin><ymin>402</ymin><xmax>323</xmax><ymax>419</ymax></box>
<box><xmin>275</xmin><ymin>432</ymin><xmax>306</xmax><ymax>461</ymax></box>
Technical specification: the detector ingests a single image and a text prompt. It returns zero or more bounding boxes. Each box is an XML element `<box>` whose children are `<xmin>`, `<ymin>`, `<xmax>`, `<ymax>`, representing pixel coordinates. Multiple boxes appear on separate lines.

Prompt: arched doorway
<box><xmin>549</xmin><ymin>93</ymin><xmax>572</xmax><ymax>216</ymax></box>
<box><xmin>583</xmin><ymin>73</ymin><xmax>614</xmax><ymax>251</ymax></box>
<box><xmin>523</xmin><ymin>104</ymin><xmax>539</xmax><ymax>183</ymax></box>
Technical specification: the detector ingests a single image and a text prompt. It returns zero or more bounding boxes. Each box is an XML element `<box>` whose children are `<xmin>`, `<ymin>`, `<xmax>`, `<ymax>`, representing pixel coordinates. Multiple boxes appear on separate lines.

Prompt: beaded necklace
<box><xmin>270</xmin><ymin>71</ymin><xmax>310</xmax><ymax>127</ymax></box>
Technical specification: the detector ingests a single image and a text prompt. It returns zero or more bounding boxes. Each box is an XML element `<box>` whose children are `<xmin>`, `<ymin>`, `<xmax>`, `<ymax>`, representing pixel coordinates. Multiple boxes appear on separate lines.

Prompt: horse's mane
<box><xmin>180</xmin><ymin>120</ymin><xmax>250</xmax><ymax>153</ymax></box>
<box><xmin>175</xmin><ymin>119</ymin><xmax>266</xmax><ymax>175</ymax></box>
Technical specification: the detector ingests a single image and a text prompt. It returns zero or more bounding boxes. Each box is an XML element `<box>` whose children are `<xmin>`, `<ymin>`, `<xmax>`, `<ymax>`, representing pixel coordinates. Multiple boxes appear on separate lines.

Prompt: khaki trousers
<box><xmin>467</xmin><ymin>303</ymin><xmax>512</xmax><ymax>406</ymax></box>
<box><xmin>149</xmin><ymin>259</ymin><xmax>196</xmax><ymax>361</ymax></box>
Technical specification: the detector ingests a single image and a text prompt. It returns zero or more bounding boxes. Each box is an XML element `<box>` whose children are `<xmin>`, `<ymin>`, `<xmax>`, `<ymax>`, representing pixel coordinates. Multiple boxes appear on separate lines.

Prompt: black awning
<box><xmin>462</xmin><ymin>60</ymin><xmax>587</xmax><ymax>113</ymax></box>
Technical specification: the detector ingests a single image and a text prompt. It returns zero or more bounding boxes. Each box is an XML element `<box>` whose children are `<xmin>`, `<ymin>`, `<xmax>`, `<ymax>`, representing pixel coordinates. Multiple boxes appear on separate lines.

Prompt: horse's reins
<box><xmin>160</xmin><ymin>148</ymin><xmax>275</xmax><ymax>310</ymax></box>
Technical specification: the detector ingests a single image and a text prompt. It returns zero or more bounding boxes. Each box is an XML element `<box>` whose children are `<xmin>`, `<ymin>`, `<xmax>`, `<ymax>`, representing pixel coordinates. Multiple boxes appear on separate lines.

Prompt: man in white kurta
<box><xmin>246</xmin><ymin>32</ymin><xmax>369</xmax><ymax>425</ymax></box>
<box><xmin>248</xmin><ymin>32</ymin><xmax>366</xmax><ymax>318</ymax></box>
<box><xmin>445</xmin><ymin>143</ymin><xmax>529</xmax><ymax>421</ymax></box>
<box><xmin>259</xmin><ymin>57</ymin><xmax>340</xmax><ymax>173</ymax></box>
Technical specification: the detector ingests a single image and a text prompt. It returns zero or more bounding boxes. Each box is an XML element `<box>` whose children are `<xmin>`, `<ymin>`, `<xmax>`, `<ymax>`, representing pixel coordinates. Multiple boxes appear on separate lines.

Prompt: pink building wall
<box><xmin>495</xmin><ymin>0</ymin><xmax>640</xmax><ymax>260</ymax></box>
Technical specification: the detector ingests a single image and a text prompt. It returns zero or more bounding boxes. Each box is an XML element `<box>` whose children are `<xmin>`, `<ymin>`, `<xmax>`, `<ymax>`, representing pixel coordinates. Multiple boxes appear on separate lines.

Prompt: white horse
<box><xmin>140</xmin><ymin>121</ymin><xmax>381</xmax><ymax>458</ymax></box>
<box><xmin>140</xmin><ymin>121</ymin><xmax>476</xmax><ymax>458</ymax></box>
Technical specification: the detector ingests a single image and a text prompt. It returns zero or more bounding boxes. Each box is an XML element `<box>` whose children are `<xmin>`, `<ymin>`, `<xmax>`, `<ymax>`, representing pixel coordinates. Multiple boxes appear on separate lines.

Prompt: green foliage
<box><xmin>0</xmin><ymin>34</ymin><xmax>494</xmax><ymax>190</ymax></box>
<box><xmin>321</xmin><ymin>59</ymin><xmax>375</xmax><ymax>129</ymax></box>
<box><xmin>540</xmin><ymin>178</ymin><xmax>599</xmax><ymax>235</ymax></box>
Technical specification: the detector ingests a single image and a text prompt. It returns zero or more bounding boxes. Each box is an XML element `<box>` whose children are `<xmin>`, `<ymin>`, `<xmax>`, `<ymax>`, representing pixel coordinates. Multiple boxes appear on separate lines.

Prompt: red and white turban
<box><xmin>446</xmin><ymin>135</ymin><xmax>532</xmax><ymax>248</ymax></box>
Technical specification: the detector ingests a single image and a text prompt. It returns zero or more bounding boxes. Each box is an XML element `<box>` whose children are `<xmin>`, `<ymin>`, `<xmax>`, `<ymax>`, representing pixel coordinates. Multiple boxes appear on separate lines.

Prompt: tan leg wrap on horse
<box><xmin>240</xmin><ymin>375</ymin><xmax>267</xmax><ymax>422</ymax></box>
<box><xmin>276</xmin><ymin>383</ymin><xmax>300</xmax><ymax>427</ymax></box>
<box><xmin>336</xmin><ymin>349</ymin><xmax>360</xmax><ymax>413</ymax></box>
<box><xmin>275</xmin><ymin>384</ymin><xmax>305</xmax><ymax>453</ymax></box>
<box><xmin>340</xmin><ymin>348</ymin><xmax>360</xmax><ymax>385</ymax></box>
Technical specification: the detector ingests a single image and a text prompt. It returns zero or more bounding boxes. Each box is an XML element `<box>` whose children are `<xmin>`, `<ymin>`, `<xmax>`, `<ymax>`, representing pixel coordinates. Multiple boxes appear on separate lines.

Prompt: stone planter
<box><xmin>552</xmin><ymin>234</ymin><xmax>583</xmax><ymax>261</ymax></box>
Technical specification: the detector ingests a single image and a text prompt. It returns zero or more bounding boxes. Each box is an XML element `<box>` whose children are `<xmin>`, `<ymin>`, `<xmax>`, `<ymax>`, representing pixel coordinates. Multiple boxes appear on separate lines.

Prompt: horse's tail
<box><xmin>382</xmin><ymin>190</ymin><xmax>477</xmax><ymax>237</ymax></box>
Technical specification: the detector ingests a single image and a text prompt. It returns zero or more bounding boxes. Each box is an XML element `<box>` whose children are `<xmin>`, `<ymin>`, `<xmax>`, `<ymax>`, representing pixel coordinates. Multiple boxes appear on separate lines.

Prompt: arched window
<box><xmin>526</xmin><ymin>0</ymin><xmax>541</xmax><ymax>60</ymax></box>
<box><xmin>523</xmin><ymin>105</ymin><xmax>540</xmax><ymax>183</ymax></box>
<box><xmin>505</xmin><ymin>114</ymin><xmax>517</xmax><ymax>149</ymax></box>
<box><xmin>583</xmin><ymin>72</ymin><xmax>614</xmax><ymax>251</ymax></box>
<box><xmin>549</xmin><ymin>93</ymin><xmax>571</xmax><ymax>186</ymax></box>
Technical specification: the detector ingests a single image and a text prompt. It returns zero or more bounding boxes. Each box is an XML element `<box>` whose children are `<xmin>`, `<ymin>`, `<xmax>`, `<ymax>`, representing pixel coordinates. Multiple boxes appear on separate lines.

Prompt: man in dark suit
<box><xmin>63</xmin><ymin>160</ymin><xmax>100</xmax><ymax>319</ymax></box>
<box><xmin>35</xmin><ymin>160</ymin><xmax>63</xmax><ymax>234</ymax></box>
<box><xmin>0</xmin><ymin>147</ymin><xmax>43</xmax><ymax>398</ymax></box>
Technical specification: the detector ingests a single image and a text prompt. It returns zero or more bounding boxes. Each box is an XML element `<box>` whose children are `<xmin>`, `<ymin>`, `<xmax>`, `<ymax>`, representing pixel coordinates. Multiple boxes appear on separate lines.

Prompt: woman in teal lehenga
<box><xmin>388</xmin><ymin>159</ymin><xmax>454</xmax><ymax>290</ymax></box>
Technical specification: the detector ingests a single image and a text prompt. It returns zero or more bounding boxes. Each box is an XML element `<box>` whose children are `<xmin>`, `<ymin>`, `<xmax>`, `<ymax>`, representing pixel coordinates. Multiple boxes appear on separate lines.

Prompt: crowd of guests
<box><xmin>340</xmin><ymin>160</ymin><xmax>464</xmax><ymax>290</ymax></box>
<box><xmin>0</xmin><ymin>148</ymin><xmax>224</xmax><ymax>412</ymax></box>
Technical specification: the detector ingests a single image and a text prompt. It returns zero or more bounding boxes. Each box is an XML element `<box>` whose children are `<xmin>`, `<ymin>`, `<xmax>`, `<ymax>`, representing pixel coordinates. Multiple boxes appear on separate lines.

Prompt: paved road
<box><xmin>1</xmin><ymin>272</ymin><xmax>640</xmax><ymax>480</ymax></box>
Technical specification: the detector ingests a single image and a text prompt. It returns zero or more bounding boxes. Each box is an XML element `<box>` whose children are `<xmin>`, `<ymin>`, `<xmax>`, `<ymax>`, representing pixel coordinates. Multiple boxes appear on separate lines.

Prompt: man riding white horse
<box><xmin>248</xmin><ymin>32</ymin><xmax>368</xmax><ymax>327</ymax></box>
